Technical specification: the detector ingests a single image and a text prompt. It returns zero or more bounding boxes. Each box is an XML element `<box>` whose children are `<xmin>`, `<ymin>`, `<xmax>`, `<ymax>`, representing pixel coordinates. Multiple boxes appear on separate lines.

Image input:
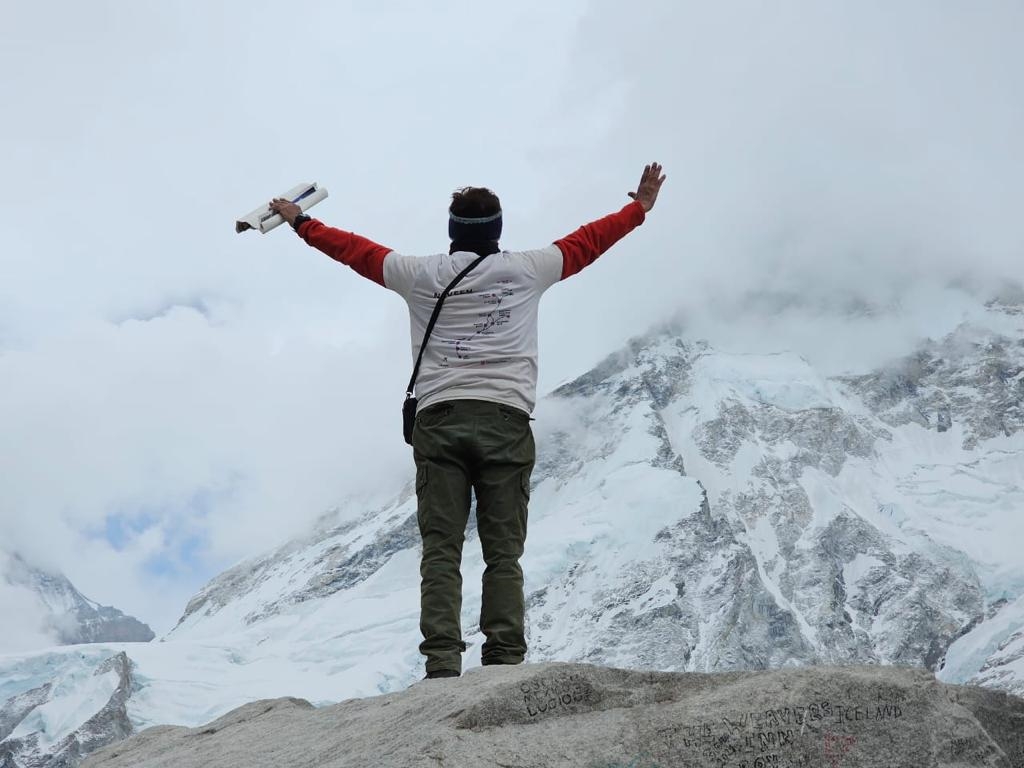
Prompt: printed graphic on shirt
<box><xmin>432</xmin><ymin>287</ymin><xmax>475</xmax><ymax>299</ymax></box>
<box><xmin>438</xmin><ymin>279</ymin><xmax>515</xmax><ymax>367</ymax></box>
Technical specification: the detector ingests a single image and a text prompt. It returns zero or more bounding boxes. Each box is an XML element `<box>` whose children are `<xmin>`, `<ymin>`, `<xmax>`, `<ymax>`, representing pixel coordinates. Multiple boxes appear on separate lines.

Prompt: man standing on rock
<box><xmin>270</xmin><ymin>163</ymin><xmax>666</xmax><ymax>679</ymax></box>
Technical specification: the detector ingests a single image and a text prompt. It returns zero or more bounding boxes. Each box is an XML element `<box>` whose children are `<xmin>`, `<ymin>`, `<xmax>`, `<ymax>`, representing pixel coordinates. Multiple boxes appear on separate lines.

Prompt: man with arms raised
<box><xmin>270</xmin><ymin>162</ymin><xmax>666</xmax><ymax>679</ymax></box>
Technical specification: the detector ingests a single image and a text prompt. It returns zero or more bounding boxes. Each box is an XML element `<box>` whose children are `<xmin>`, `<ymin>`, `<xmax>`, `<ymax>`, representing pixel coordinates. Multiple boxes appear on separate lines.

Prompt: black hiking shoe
<box><xmin>424</xmin><ymin>669</ymin><xmax>460</xmax><ymax>680</ymax></box>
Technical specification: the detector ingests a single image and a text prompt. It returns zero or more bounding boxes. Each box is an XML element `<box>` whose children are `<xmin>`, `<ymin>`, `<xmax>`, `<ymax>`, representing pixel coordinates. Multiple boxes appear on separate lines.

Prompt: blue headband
<box><xmin>449</xmin><ymin>210</ymin><xmax>503</xmax><ymax>242</ymax></box>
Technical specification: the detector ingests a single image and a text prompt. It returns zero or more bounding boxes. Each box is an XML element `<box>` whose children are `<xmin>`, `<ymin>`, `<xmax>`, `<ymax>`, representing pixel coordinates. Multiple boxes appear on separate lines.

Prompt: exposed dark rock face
<box><xmin>843</xmin><ymin>327</ymin><xmax>1024</xmax><ymax>450</ymax></box>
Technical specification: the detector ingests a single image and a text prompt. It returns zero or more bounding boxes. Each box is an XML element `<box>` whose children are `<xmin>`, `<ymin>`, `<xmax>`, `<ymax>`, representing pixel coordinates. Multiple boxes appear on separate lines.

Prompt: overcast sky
<box><xmin>1</xmin><ymin>1</ymin><xmax>1022</xmax><ymax>648</ymax></box>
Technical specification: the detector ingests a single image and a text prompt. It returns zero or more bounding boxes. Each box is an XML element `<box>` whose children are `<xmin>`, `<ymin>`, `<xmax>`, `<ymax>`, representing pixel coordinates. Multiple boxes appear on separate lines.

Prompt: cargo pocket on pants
<box><xmin>415</xmin><ymin>464</ymin><xmax>429</xmax><ymax>530</ymax></box>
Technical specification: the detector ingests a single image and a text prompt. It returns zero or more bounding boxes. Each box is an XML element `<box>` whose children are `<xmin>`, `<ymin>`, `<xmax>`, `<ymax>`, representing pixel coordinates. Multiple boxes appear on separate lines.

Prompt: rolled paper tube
<box><xmin>235</xmin><ymin>183</ymin><xmax>329</xmax><ymax>234</ymax></box>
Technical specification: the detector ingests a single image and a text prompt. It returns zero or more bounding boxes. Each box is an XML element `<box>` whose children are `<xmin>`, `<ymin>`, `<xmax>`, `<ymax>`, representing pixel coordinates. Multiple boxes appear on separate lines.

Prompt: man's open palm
<box><xmin>628</xmin><ymin>162</ymin><xmax>666</xmax><ymax>213</ymax></box>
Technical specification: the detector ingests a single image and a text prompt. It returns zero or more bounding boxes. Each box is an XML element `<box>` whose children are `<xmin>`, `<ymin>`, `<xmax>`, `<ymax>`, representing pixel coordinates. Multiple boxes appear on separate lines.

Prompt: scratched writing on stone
<box><xmin>721</xmin><ymin>700</ymin><xmax>903</xmax><ymax>732</ymax></box>
<box><xmin>521</xmin><ymin>673</ymin><xmax>593</xmax><ymax>718</ymax></box>
<box><xmin>949</xmin><ymin>736</ymin><xmax>983</xmax><ymax>760</ymax></box>
<box><xmin>651</xmin><ymin>697</ymin><xmax>906</xmax><ymax>766</ymax></box>
<box><xmin>735</xmin><ymin>757</ymin><xmax>811</xmax><ymax>768</ymax></box>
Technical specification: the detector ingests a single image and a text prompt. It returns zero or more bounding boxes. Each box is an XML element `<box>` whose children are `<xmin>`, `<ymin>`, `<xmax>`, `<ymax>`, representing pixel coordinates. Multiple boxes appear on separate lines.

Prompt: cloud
<box><xmin>0</xmin><ymin>553</ymin><xmax>58</xmax><ymax>654</ymax></box>
<box><xmin>0</xmin><ymin>299</ymin><xmax>415</xmax><ymax>632</ymax></box>
<box><xmin>532</xmin><ymin>1</ymin><xmax>1024</xmax><ymax>382</ymax></box>
<box><xmin>0</xmin><ymin>583</ymin><xmax>56</xmax><ymax>654</ymax></box>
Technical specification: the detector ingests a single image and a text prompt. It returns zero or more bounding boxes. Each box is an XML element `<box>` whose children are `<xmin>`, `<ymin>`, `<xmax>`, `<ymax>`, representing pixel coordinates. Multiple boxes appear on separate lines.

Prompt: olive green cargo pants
<box><xmin>412</xmin><ymin>399</ymin><xmax>535</xmax><ymax>675</ymax></box>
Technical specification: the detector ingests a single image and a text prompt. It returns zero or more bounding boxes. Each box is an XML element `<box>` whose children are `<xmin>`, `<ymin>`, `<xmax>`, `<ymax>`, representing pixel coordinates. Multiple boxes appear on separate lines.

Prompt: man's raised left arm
<box><xmin>555</xmin><ymin>162</ymin><xmax>666</xmax><ymax>280</ymax></box>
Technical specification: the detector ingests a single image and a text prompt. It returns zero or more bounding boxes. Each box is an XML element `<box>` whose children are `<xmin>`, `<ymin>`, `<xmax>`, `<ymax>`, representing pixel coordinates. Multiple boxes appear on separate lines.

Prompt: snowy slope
<box><xmin>2</xmin><ymin>296</ymin><xmax>1022</xmax><ymax>767</ymax></box>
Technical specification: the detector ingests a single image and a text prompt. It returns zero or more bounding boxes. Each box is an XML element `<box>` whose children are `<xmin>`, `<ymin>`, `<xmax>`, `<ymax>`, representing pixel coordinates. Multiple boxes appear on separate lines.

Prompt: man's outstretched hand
<box><xmin>628</xmin><ymin>162</ymin><xmax>666</xmax><ymax>213</ymax></box>
<box><xmin>269</xmin><ymin>198</ymin><xmax>301</xmax><ymax>226</ymax></box>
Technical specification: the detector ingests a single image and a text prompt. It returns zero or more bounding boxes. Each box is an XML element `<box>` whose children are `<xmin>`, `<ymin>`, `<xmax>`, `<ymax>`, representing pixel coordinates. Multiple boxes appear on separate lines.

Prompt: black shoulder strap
<box><xmin>405</xmin><ymin>252</ymin><xmax>490</xmax><ymax>396</ymax></box>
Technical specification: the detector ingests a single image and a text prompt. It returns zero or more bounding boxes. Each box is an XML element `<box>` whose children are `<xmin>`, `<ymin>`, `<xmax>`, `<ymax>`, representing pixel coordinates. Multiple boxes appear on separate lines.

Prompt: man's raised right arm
<box><xmin>295</xmin><ymin>219</ymin><xmax>391</xmax><ymax>287</ymax></box>
<box><xmin>270</xmin><ymin>198</ymin><xmax>390</xmax><ymax>287</ymax></box>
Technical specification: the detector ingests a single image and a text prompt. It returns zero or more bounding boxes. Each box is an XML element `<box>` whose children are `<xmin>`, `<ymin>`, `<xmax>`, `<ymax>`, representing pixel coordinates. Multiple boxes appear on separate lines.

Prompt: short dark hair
<box><xmin>450</xmin><ymin>187</ymin><xmax>501</xmax><ymax>218</ymax></box>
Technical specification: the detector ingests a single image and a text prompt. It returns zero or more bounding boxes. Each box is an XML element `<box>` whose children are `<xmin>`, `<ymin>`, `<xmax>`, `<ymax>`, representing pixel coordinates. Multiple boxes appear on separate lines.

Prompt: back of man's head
<box><xmin>449</xmin><ymin>187</ymin><xmax>502</xmax><ymax>244</ymax></box>
<box><xmin>450</xmin><ymin>187</ymin><xmax>501</xmax><ymax>219</ymax></box>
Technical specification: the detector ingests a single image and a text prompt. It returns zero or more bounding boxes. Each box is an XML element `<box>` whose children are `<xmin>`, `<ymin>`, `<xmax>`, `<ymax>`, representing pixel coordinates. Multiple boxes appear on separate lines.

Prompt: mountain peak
<box><xmin>2</xmin><ymin>552</ymin><xmax>154</xmax><ymax>645</ymax></box>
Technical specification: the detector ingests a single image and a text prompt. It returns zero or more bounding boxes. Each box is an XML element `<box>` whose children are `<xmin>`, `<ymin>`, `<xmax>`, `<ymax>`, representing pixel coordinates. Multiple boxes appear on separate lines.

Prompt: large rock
<box><xmin>83</xmin><ymin>662</ymin><xmax>1024</xmax><ymax>768</ymax></box>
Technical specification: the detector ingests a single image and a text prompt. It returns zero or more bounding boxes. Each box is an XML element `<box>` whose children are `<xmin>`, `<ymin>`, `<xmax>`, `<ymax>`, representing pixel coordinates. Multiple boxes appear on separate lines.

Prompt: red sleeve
<box><xmin>296</xmin><ymin>219</ymin><xmax>390</xmax><ymax>286</ymax></box>
<box><xmin>554</xmin><ymin>201</ymin><xmax>646</xmax><ymax>280</ymax></box>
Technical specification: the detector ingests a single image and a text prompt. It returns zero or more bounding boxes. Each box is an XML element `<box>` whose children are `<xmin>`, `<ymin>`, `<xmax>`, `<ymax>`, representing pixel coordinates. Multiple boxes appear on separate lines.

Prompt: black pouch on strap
<box><xmin>402</xmin><ymin>395</ymin><xmax>418</xmax><ymax>445</ymax></box>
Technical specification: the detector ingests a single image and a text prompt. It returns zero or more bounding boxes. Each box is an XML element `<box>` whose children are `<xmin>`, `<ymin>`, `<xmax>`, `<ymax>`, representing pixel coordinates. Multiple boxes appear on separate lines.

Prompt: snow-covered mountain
<box><xmin>166</xmin><ymin>299</ymin><xmax>1023</xmax><ymax>688</ymax></box>
<box><xmin>1</xmin><ymin>554</ymin><xmax>154</xmax><ymax>646</ymax></box>
<box><xmin>2</xmin><ymin>294</ymin><xmax>1022</xmax><ymax>767</ymax></box>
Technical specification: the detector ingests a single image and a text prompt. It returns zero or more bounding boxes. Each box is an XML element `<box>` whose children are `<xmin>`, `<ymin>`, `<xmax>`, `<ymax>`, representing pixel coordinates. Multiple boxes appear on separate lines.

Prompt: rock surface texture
<box><xmin>82</xmin><ymin>662</ymin><xmax>1024</xmax><ymax>768</ymax></box>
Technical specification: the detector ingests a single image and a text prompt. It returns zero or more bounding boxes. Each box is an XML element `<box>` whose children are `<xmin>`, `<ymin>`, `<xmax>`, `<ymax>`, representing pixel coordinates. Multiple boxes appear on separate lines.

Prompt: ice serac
<box><xmin>0</xmin><ymin>652</ymin><xmax>134</xmax><ymax>768</ymax></box>
<box><xmin>3</xmin><ymin>555</ymin><xmax>155</xmax><ymax>645</ymax></box>
<box><xmin>81</xmin><ymin>662</ymin><xmax>1024</xmax><ymax>768</ymax></box>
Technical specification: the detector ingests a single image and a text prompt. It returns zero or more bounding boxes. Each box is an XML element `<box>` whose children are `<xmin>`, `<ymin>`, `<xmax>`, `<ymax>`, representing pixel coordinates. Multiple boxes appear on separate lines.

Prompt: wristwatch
<box><xmin>292</xmin><ymin>213</ymin><xmax>311</xmax><ymax>231</ymax></box>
